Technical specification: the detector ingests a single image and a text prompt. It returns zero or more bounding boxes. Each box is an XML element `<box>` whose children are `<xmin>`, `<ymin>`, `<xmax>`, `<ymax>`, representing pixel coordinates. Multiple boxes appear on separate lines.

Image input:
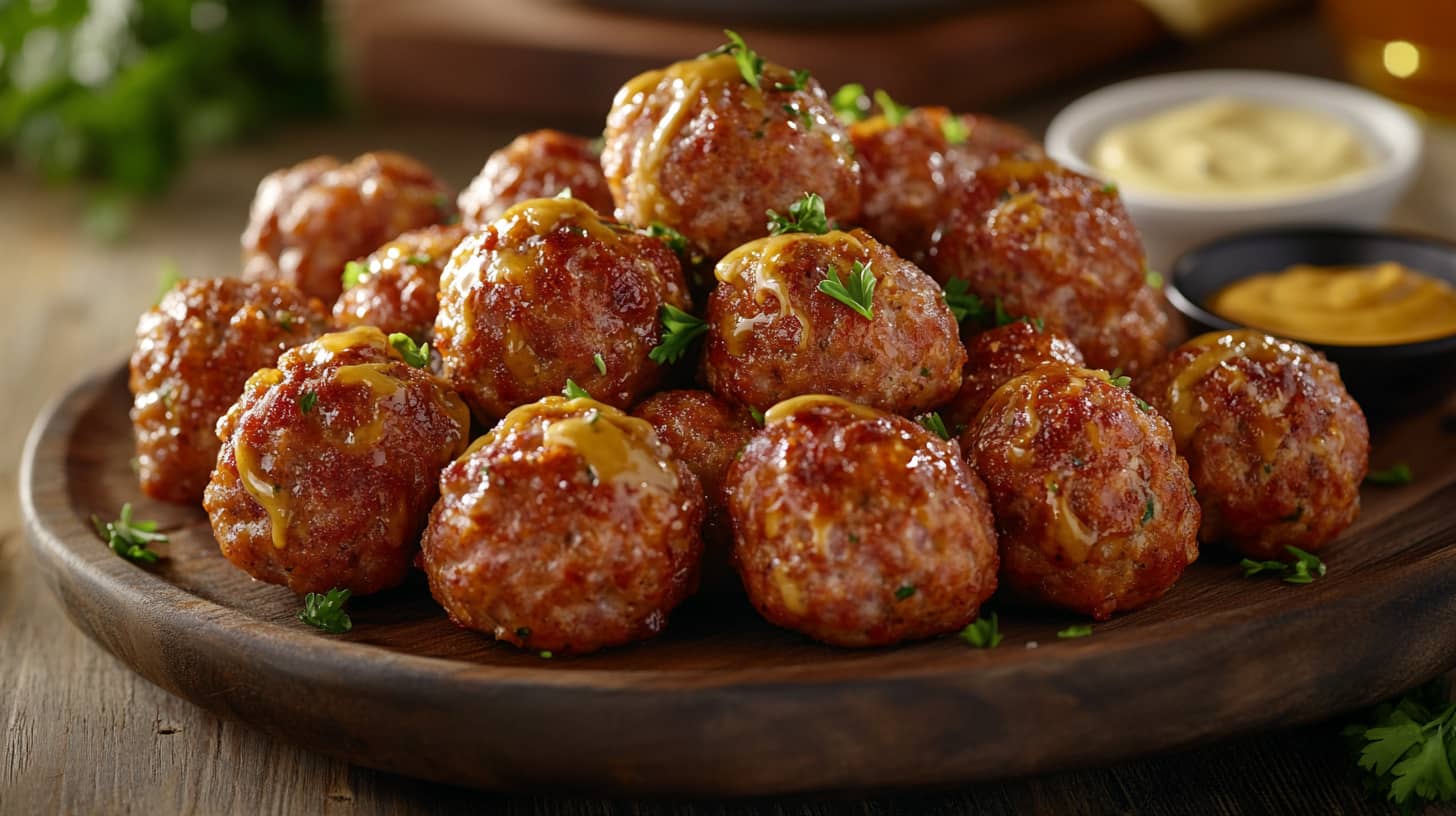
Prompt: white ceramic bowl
<box><xmin>1045</xmin><ymin>70</ymin><xmax>1423</xmax><ymax>271</ymax></box>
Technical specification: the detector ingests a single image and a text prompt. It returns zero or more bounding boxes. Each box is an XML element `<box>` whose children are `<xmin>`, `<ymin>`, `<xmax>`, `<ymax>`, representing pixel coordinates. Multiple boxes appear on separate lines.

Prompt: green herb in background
<box><xmin>960</xmin><ymin>613</ymin><xmax>1003</xmax><ymax>649</ymax></box>
<box><xmin>298</xmin><ymin>588</ymin><xmax>352</xmax><ymax>634</ymax></box>
<box><xmin>91</xmin><ymin>502</ymin><xmax>165</xmax><ymax>564</ymax></box>
<box><xmin>1345</xmin><ymin>678</ymin><xmax>1456</xmax><ymax>811</ymax></box>
<box><xmin>1</xmin><ymin>0</ymin><xmax>336</xmax><ymax>237</ymax></box>
<box><xmin>1367</xmin><ymin>463</ymin><xmax>1415</xmax><ymax>486</ymax></box>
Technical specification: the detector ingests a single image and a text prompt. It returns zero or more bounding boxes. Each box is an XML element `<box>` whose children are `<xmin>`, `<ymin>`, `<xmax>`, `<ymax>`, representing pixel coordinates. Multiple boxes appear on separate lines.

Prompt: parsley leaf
<box><xmin>873</xmin><ymin>89</ymin><xmax>911</xmax><ymax>125</ymax></box>
<box><xmin>1240</xmin><ymin>545</ymin><xmax>1327</xmax><ymax>585</ymax></box>
<box><xmin>1144</xmin><ymin>265</ymin><xmax>1164</xmax><ymax>289</ymax></box>
<box><xmin>388</xmin><ymin>333</ymin><xmax>430</xmax><ymax>368</ymax></box>
<box><xmin>766</xmin><ymin>191</ymin><xmax>830</xmax><ymax>235</ymax></box>
<box><xmin>1057</xmin><ymin>624</ymin><xmax>1093</xmax><ymax>639</ymax></box>
<box><xmin>645</xmin><ymin>221</ymin><xmax>703</xmax><ymax>264</ymax></box>
<box><xmin>720</xmin><ymin>30</ymin><xmax>764</xmax><ymax>90</ymax></box>
<box><xmin>917</xmin><ymin>412</ymin><xmax>951</xmax><ymax>440</ymax></box>
<box><xmin>1347</xmin><ymin>678</ymin><xmax>1456</xmax><ymax>810</ymax></box>
<box><xmin>943</xmin><ymin>278</ymin><xmax>985</xmax><ymax>323</ymax></box>
<box><xmin>1367</xmin><ymin>463</ymin><xmax>1414</xmax><ymax>486</ymax></box>
<box><xmin>405</xmin><ymin>254</ymin><xmax>432</xmax><ymax>266</ymax></box>
<box><xmin>342</xmin><ymin>260</ymin><xmax>368</xmax><ymax>291</ymax></box>
<box><xmin>894</xmin><ymin>585</ymin><xmax>916</xmax><ymax>601</ymax></box>
<box><xmin>91</xmin><ymin>503</ymin><xmax>165</xmax><ymax>564</ymax></box>
<box><xmin>563</xmin><ymin>379</ymin><xmax>591</xmax><ymax>399</ymax></box>
<box><xmin>299</xmin><ymin>391</ymin><xmax>318</xmax><ymax>414</ymax></box>
<box><xmin>774</xmin><ymin>68</ymin><xmax>811</xmax><ymax>92</ymax></box>
<box><xmin>298</xmin><ymin>588</ymin><xmax>352</xmax><ymax>634</ymax></box>
<box><xmin>818</xmin><ymin>261</ymin><xmax>876</xmax><ymax>320</ymax></box>
<box><xmin>1135</xmin><ymin>397</ymin><xmax>1155</xmax><ymax>414</ymax></box>
<box><xmin>649</xmin><ymin>304</ymin><xmax>709</xmax><ymax>365</ymax></box>
<box><xmin>941</xmin><ymin>115</ymin><xmax>970</xmax><ymax>145</ymax></box>
<box><xmin>749</xmin><ymin>407</ymin><xmax>766</xmax><ymax>425</ymax></box>
<box><xmin>593</xmin><ymin>352</ymin><xmax>607</xmax><ymax>375</ymax></box>
<box><xmin>1141</xmin><ymin>498</ymin><xmax>1155</xmax><ymax>525</ymax></box>
<box><xmin>960</xmin><ymin>613</ymin><xmax>1003</xmax><ymax>649</ymax></box>
<box><xmin>831</xmin><ymin>83</ymin><xmax>870</xmax><ymax>123</ymax></box>
<box><xmin>1101</xmin><ymin>181</ymin><xmax>1120</xmax><ymax>195</ymax></box>
<box><xmin>1106</xmin><ymin>368</ymin><xmax>1132</xmax><ymax>389</ymax></box>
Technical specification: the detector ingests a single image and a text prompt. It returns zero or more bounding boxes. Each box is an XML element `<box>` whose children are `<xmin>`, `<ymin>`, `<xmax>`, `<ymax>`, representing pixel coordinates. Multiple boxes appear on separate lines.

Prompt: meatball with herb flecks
<box><xmin>421</xmin><ymin>396</ymin><xmax>704</xmax><ymax>654</ymax></box>
<box><xmin>458</xmin><ymin>130</ymin><xmax>614</xmax><ymax>230</ymax></box>
<box><xmin>967</xmin><ymin>364</ymin><xmax>1200</xmax><ymax>620</ymax></box>
<box><xmin>332</xmin><ymin>224</ymin><xmax>468</xmax><ymax>342</ymax></box>
<box><xmin>434</xmin><ymin>196</ymin><xmax>691</xmax><ymax>421</ymax></box>
<box><xmin>942</xmin><ymin>320</ymin><xmax>1085</xmax><ymax>432</ymax></box>
<box><xmin>702</xmin><ymin>228</ymin><xmax>963</xmax><ymax>415</ymax></box>
<box><xmin>243</xmin><ymin>151</ymin><xmax>453</xmax><ymax>302</ymax></box>
<box><xmin>204</xmin><ymin>326</ymin><xmax>470</xmax><ymax>596</ymax></box>
<box><xmin>727</xmin><ymin>395</ymin><xmax>999</xmax><ymax>647</ymax></box>
<box><xmin>130</xmin><ymin>278</ymin><xmax>329</xmax><ymax>503</ymax></box>
<box><xmin>928</xmin><ymin>158</ymin><xmax>1169</xmax><ymax>375</ymax></box>
<box><xmin>1135</xmin><ymin>329</ymin><xmax>1369</xmax><ymax>560</ymax></box>
<box><xmin>602</xmin><ymin>36</ymin><xmax>860</xmax><ymax>260</ymax></box>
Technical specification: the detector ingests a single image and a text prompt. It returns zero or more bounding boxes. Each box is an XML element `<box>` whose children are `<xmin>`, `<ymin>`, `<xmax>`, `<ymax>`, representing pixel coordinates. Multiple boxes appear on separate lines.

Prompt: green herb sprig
<box><xmin>1345</xmin><ymin>678</ymin><xmax>1456</xmax><ymax>810</ymax></box>
<box><xmin>563</xmin><ymin>379</ymin><xmax>591</xmax><ymax>400</ymax></box>
<box><xmin>649</xmin><ymin>305</ymin><xmax>708</xmax><ymax>365</ymax></box>
<box><xmin>342</xmin><ymin>260</ymin><xmax>368</xmax><ymax>291</ymax></box>
<box><xmin>766</xmin><ymin>192</ymin><xmax>830</xmax><ymax>236</ymax></box>
<box><xmin>960</xmin><ymin>613</ymin><xmax>1003</xmax><ymax>649</ymax></box>
<box><xmin>1240</xmin><ymin>545</ymin><xmax>1327</xmax><ymax>585</ymax></box>
<box><xmin>388</xmin><ymin>333</ymin><xmax>429</xmax><ymax>368</ymax></box>
<box><xmin>873</xmin><ymin>89</ymin><xmax>911</xmax><ymax>125</ymax></box>
<box><xmin>917</xmin><ymin>412</ymin><xmax>951</xmax><ymax>440</ymax></box>
<box><xmin>830</xmin><ymin>83</ymin><xmax>870</xmax><ymax>123</ymax></box>
<box><xmin>1057</xmin><ymin>624</ymin><xmax>1093</xmax><ymax>639</ymax></box>
<box><xmin>91</xmin><ymin>503</ymin><xmax>165</xmax><ymax>564</ymax></box>
<box><xmin>1368</xmin><ymin>463</ymin><xmax>1414</xmax><ymax>486</ymax></box>
<box><xmin>298</xmin><ymin>588</ymin><xmax>352</xmax><ymax>634</ymax></box>
<box><xmin>818</xmin><ymin>261</ymin><xmax>876</xmax><ymax>320</ymax></box>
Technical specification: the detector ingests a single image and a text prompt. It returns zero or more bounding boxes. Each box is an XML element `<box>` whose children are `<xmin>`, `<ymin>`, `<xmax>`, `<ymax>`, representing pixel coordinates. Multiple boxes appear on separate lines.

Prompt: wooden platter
<box><xmin>21</xmin><ymin>363</ymin><xmax>1456</xmax><ymax>796</ymax></box>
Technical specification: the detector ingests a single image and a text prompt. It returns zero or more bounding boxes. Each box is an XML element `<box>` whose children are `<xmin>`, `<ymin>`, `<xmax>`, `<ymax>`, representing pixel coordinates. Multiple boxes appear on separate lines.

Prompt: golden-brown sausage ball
<box><xmin>421</xmin><ymin>397</ymin><xmax>704</xmax><ymax>654</ymax></box>
<box><xmin>332</xmin><ymin>224</ymin><xmax>468</xmax><ymax>342</ymax></box>
<box><xmin>204</xmin><ymin>326</ymin><xmax>470</xmax><ymax>595</ymax></box>
<box><xmin>727</xmin><ymin>395</ymin><xmax>999</xmax><ymax>647</ymax></box>
<box><xmin>702</xmin><ymin>229</ymin><xmax>964</xmax><ymax>414</ymax></box>
<box><xmin>851</xmin><ymin>107</ymin><xmax>1041</xmax><ymax>265</ymax></box>
<box><xmin>928</xmin><ymin>158</ymin><xmax>1170</xmax><ymax>375</ymax></box>
<box><xmin>242</xmin><ymin>151</ymin><xmax>453</xmax><ymax>302</ymax></box>
<box><xmin>631</xmin><ymin>389</ymin><xmax>757</xmax><ymax>592</ymax></box>
<box><xmin>457</xmin><ymin>130</ymin><xmax>614</xmax><ymax>230</ymax></box>
<box><xmin>131</xmin><ymin>278</ymin><xmax>329</xmax><ymax>503</ymax></box>
<box><xmin>603</xmin><ymin>51</ymin><xmax>861</xmax><ymax>259</ymax></box>
<box><xmin>434</xmin><ymin>196</ymin><xmax>691</xmax><ymax>420</ymax></box>
<box><xmin>1135</xmin><ymin>330</ymin><xmax>1370</xmax><ymax>560</ymax></box>
<box><xmin>942</xmin><ymin>321</ymin><xmax>1085</xmax><ymax>432</ymax></box>
<box><xmin>967</xmin><ymin>365</ymin><xmax>1199</xmax><ymax>620</ymax></box>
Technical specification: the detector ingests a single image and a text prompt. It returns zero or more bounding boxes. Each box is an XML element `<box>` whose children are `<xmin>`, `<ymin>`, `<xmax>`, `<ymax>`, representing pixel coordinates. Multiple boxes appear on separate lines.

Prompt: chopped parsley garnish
<box><xmin>766</xmin><ymin>191</ymin><xmax>830</xmax><ymax>235</ymax></box>
<box><xmin>593</xmin><ymin>352</ymin><xmax>607</xmax><ymax>375</ymax></box>
<box><xmin>818</xmin><ymin>260</ymin><xmax>876</xmax><ymax>319</ymax></box>
<box><xmin>894</xmin><ymin>585</ymin><xmax>917</xmax><ymax>601</ymax></box>
<box><xmin>960</xmin><ymin>613</ymin><xmax>1003</xmax><ymax>649</ymax></box>
<box><xmin>1144</xmin><ymin>265</ymin><xmax>1164</xmax><ymax>289</ymax></box>
<box><xmin>1106</xmin><ymin>368</ymin><xmax>1132</xmax><ymax>389</ymax></box>
<box><xmin>917</xmin><ymin>412</ymin><xmax>951</xmax><ymax>440</ymax></box>
<box><xmin>539</xmin><ymin>650</ymin><xmax>554</xmax><ymax>659</ymax></box>
<box><xmin>388</xmin><ymin>333</ymin><xmax>430</xmax><ymax>368</ymax></box>
<box><xmin>646</xmin><ymin>222</ymin><xmax>701</xmax><ymax>263</ymax></box>
<box><xmin>342</xmin><ymin>260</ymin><xmax>368</xmax><ymax>290</ymax></box>
<box><xmin>715</xmin><ymin>29</ymin><xmax>764</xmax><ymax>90</ymax></box>
<box><xmin>298</xmin><ymin>588</ymin><xmax>352</xmax><ymax>634</ymax></box>
<box><xmin>1344</xmin><ymin>677</ymin><xmax>1456</xmax><ymax>810</ymax></box>
<box><xmin>405</xmin><ymin>254</ymin><xmax>432</xmax><ymax>266</ymax></box>
<box><xmin>1141</xmin><ymin>498</ymin><xmax>1155</xmax><ymax>525</ymax></box>
<box><xmin>1057</xmin><ymin>624</ymin><xmax>1094</xmax><ymax>639</ymax></box>
<box><xmin>749</xmin><ymin>407</ymin><xmax>765</xmax><ymax>426</ymax></box>
<box><xmin>830</xmin><ymin>83</ymin><xmax>870</xmax><ymax>122</ymax></box>
<box><xmin>563</xmin><ymin>379</ymin><xmax>591</xmax><ymax>400</ymax></box>
<box><xmin>782</xmin><ymin>102</ymin><xmax>814</xmax><ymax>130</ymax></box>
<box><xmin>1101</xmin><ymin>181</ymin><xmax>1119</xmax><ymax>195</ymax></box>
<box><xmin>1240</xmin><ymin>545</ymin><xmax>1326</xmax><ymax>585</ymax></box>
<box><xmin>91</xmin><ymin>503</ymin><xmax>165</xmax><ymax>564</ymax></box>
<box><xmin>774</xmin><ymin>68</ymin><xmax>811</xmax><ymax>92</ymax></box>
<box><xmin>649</xmin><ymin>304</ymin><xmax>708</xmax><ymax>365</ymax></box>
<box><xmin>873</xmin><ymin>88</ymin><xmax>911</xmax><ymax>125</ymax></box>
<box><xmin>943</xmin><ymin>279</ymin><xmax>984</xmax><ymax>322</ymax></box>
<box><xmin>941</xmin><ymin>115</ymin><xmax>970</xmax><ymax>145</ymax></box>
<box><xmin>277</xmin><ymin>312</ymin><xmax>295</xmax><ymax>332</ymax></box>
<box><xmin>1135</xmin><ymin>397</ymin><xmax>1154</xmax><ymax>414</ymax></box>
<box><xmin>299</xmin><ymin>391</ymin><xmax>318</xmax><ymax>414</ymax></box>
<box><xmin>1367</xmin><ymin>463</ymin><xmax>1414</xmax><ymax>486</ymax></box>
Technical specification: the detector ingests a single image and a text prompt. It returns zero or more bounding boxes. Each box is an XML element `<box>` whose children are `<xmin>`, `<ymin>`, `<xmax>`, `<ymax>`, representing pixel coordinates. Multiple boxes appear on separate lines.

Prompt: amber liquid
<box><xmin>1323</xmin><ymin>0</ymin><xmax>1456</xmax><ymax>117</ymax></box>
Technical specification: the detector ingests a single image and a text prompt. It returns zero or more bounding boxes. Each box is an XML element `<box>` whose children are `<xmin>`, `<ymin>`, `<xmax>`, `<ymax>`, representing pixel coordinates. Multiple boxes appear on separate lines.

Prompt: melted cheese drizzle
<box><xmin>316</xmin><ymin>325</ymin><xmax>391</xmax><ymax>356</ymax></box>
<box><xmin>485</xmin><ymin>397</ymin><xmax>677</xmax><ymax>490</ymax></box>
<box><xmin>764</xmin><ymin>394</ymin><xmax>884</xmax><ymax>425</ymax></box>
<box><xmin>1166</xmin><ymin>330</ymin><xmax>1292</xmax><ymax>458</ymax></box>
<box><xmin>615</xmin><ymin>55</ymin><xmax>750</xmax><ymax>226</ymax></box>
<box><xmin>715</xmin><ymin>232</ymin><xmax>867</xmax><ymax>356</ymax></box>
<box><xmin>234</xmin><ymin>441</ymin><xmax>290</xmax><ymax>549</ymax></box>
<box><xmin>1045</xmin><ymin>474</ymin><xmax>1098</xmax><ymax>564</ymax></box>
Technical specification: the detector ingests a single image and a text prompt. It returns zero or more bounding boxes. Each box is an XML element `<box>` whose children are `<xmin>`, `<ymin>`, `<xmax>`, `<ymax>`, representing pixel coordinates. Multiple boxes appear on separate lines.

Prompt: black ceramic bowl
<box><xmin>1166</xmin><ymin>226</ymin><xmax>1456</xmax><ymax>403</ymax></box>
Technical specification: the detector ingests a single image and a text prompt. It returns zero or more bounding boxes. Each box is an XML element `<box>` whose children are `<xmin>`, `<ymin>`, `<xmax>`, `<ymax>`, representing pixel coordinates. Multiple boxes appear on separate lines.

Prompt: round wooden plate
<box><xmin>21</xmin><ymin>365</ymin><xmax>1456</xmax><ymax>796</ymax></box>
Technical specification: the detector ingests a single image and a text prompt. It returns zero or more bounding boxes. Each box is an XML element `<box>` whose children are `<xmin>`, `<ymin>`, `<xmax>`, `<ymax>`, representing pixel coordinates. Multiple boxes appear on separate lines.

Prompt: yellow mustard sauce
<box><xmin>762</xmin><ymin>394</ymin><xmax>884</xmax><ymax>425</ymax></box>
<box><xmin>1090</xmin><ymin>97</ymin><xmax>1372</xmax><ymax>197</ymax></box>
<box><xmin>1209</xmin><ymin>263</ymin><xmax>1456</xmax><ymax>346</ymax></box>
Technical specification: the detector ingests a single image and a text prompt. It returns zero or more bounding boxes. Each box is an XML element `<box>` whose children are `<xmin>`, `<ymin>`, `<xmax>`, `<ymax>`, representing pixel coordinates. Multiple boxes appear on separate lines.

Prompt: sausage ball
<box><xmin>702</xmin><ymin>229</ymin><xmax>964</xmax><ymax>414</ymax></box>
<box><xmin>434</xmin><ymin>196</ymin><xmax>691</xmax><ymax>420</ymax></box>
<box><xmin>942</xmin><ymin>321</ymin><xmax>1085</xmax><ymax>431</ymax></box>
<box><xmin>421</xmin><ymin>397</ymin><xmax>704</xmax><ymax>654</ymax></box>
<box><xmin>242</xmin><ymin>151</ymin><xmax>453</xmax><ymax>302</ymax></box>
<box><xmin>603</xmin><ymin>52</ymin><xmax>861</xmax><ymax>259</ymax></box>
<box><xmin>332</xmin><ymin>224</ymin><xmax>468</xmax><ymax>342</ymax></box>
<box><xmin>204</xmin><ymin>326</ymin><xmax>470</xmax><ymax>595</ymax></box>
<box><xmin>457</xmin><ymin>130</ymin><xmax>614</xmax><ymax>230</ymax></box>
<box><xmin>631</xmin><ymin>389</ymin><xmax>757</xmax><ymax>592</ymax></box>
<box><xmin>928</xmin><ymin>158</ymin><xmax>1170</xmax><ymax>375</ymax></box>
<box><xmin>1135</xmin><ymin>330</ymin><xmax>1370</xmax><ymax>560</ymax></box>
<box><xmin>727</xmin><ymin>395</ymin><xmax>999</xmax><ymax>647</ymax></box>
<box><xmin>130</xmin><ymin>278</ymin><xmax>329</xmax><ymax>503</ymax></box>
<box><xmin>967</xmin><ymin>365</ymin><xmax>1200</xmax><ymax>620</ymax></box>
<box><xmin>851</xmin><ymin>107</ymin><xmax>1041</xmax><ymax>265</ymax></box>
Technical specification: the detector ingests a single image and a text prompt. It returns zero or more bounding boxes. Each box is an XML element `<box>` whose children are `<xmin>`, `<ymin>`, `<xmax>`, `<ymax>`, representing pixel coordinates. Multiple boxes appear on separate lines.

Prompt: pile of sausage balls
<box><xmin>129</xmin><ymin>35</ymin><xmax>1370</xmax><ymax>654</ymax></box>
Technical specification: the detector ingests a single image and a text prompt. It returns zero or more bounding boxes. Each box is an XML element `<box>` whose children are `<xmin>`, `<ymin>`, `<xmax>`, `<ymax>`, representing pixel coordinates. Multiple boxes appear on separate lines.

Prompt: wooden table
<box><xmin>4</xmin><ymin>10</ymin><xmax>1453</xmax><ymax>814</ymax></box>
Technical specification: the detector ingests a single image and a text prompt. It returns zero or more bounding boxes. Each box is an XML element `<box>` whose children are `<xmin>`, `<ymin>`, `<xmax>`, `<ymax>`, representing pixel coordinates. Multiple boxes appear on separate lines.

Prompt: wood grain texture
<box><xmin>5</xmin><ymin>9</ymin><xmax>1456</xmax><ymax>814</ymax></box>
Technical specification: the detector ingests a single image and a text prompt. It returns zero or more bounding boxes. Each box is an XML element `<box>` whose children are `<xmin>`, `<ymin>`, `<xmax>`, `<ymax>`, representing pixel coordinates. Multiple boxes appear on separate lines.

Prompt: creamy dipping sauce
<box><xmin>1210</xmin><ymin>262</ymin><xmax>1456</xmax><ymax>346</ymax></box>
<box><xmin>1091</xmin><ymin>97</ymin><xmax>1372</xmax><ymax>197</ymax></box>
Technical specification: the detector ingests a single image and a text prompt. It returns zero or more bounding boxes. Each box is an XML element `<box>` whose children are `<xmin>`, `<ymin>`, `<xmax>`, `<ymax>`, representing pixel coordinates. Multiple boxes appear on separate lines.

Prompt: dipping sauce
<box><xmin>1091</xmin><ymin>97</ymin><xmax>1372</xmax><ymax>198</ymax></box>
<box><xmin>1210</xmin><ymin>262</ymin><xmax>1456</xmax><ymax>346</ymax></box>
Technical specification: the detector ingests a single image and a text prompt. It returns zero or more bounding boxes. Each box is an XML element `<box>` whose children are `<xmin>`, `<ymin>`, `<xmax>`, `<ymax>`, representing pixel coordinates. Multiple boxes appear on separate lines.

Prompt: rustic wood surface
<box><xmin>5</xmin><ymin>9</ymin><xmax>1456</xmax><ymax>815</ymax></box>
